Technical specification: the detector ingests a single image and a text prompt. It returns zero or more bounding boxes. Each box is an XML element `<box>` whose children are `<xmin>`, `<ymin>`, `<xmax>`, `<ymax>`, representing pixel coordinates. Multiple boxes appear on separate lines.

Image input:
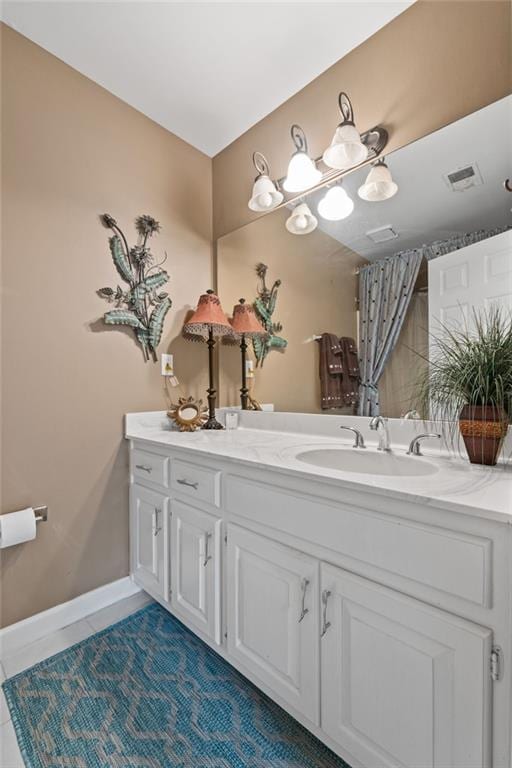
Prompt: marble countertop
<box><xmin>126</xmin><ymin>411</ymin><xmax>512</xmax><ymax>523</ymax></box>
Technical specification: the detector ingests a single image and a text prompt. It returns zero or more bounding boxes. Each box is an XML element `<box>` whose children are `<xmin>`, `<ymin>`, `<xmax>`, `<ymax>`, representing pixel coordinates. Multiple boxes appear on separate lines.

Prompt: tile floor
<box><xmin>0</xmin><ymin>590</ymin><xmax>153</xmax><ymax>768</ymax></box>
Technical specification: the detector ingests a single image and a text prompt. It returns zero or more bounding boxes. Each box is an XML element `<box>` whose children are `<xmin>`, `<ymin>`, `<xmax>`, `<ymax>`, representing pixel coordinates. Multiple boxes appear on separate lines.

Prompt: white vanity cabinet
<box><xmin>130</xmin><ymin>483</ymin><xmax>167</xmax><ymax>600</ymax></box>
<box><xmin>320</xmin><ymin>563</ymin><xmax>492</xmax><ymax>768</ymax></box>
<box><xmin>226</xmin><ymin>525</ymin><xmax>320</xmax><ymax>724</ymax></box>
<box><xmin>128</xmin><ymin>436</ymin><xmax>510</xmax><ymax>768</ymax></box>
<box><xmin>170</xmin><ymin>499</ymin><xmax>222</xmax><ymax>644</ymax></box>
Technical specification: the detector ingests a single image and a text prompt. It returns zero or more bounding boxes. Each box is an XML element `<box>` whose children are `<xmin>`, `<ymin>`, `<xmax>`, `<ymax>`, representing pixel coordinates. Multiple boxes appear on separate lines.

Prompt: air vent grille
<box><xmin>365</xmin><ymin>225</ymin><xmax>398</xmax><ymax>243</ymax></box>
<box><xmin>444</xmin><ymin>163</ymin><xmax>483</xmax><ymax>192</ymax></box>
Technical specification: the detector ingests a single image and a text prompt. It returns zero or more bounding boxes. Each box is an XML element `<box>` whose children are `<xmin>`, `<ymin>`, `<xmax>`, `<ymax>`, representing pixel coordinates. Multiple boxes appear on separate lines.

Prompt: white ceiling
<box><xmin>1</xmin><ymin>1</ymin><xmax>414</xmax><ymax>156</ymax></box>
<box><xmin>309</xmin><ymin>95</ymin><xmax>512</xmax><ymax>260</ymax></box>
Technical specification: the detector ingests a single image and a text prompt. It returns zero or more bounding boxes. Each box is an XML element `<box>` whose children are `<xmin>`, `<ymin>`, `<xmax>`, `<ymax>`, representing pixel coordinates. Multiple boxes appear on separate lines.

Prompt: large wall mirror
<box><xmin>217</xmin><ymin>96</ymin><xmax>512</xmax><ymax>418</ymax></box>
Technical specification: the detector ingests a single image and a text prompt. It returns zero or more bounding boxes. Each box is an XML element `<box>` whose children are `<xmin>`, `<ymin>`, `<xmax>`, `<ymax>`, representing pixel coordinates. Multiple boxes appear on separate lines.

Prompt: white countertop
<box><xmin>126</xmin><ymin>411</ymin><xmax>512</xmax><ymax>523</ymax></box>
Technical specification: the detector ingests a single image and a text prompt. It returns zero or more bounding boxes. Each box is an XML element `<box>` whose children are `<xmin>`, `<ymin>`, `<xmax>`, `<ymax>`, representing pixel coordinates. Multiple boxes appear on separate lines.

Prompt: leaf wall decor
<box><xmin>97</xmin><ymin>214</ymin><xmax>172</xmax><ymax>362</ymax></box>
<box><xmin>252</xmin><ymin>263</ymin><xmax>287</xmax><ymax>367</ymax></box>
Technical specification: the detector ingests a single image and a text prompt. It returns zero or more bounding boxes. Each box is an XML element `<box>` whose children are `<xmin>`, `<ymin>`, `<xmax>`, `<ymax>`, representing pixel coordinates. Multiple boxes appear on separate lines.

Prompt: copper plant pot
<box><xmin>459</xmin><ymin>405</ymin><xmax>508</xmax><ymax>466</ymax></box>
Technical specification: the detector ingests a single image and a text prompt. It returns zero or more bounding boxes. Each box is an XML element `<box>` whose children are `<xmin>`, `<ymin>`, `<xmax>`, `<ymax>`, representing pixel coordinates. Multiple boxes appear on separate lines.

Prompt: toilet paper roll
<box><xmin>0</xmin><ymin>507</ymin><xmax>37</xmax><ymax>548</ymax></box>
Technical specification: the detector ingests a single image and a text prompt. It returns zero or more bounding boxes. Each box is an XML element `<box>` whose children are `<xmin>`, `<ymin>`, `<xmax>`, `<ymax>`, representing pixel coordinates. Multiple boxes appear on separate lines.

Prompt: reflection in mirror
<box><xmin>217</xmin><ymin>96</ymin><xmax>511</xmax><ymax>419</ymax></box>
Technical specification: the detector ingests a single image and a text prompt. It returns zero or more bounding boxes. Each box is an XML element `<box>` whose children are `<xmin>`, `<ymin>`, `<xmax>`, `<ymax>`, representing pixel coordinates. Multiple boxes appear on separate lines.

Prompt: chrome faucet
<box><xmin>369</xmin><ymin>416</ymin><xmax>391</xmax><ymax>452</ymax></box>
<box><xmin>339</xmin><ymin>425</ymin><xmax>366</xmax><ymax>448</ymax></box>
<box><xmin>407</xmin><ymin>433</ymin><xmax>441</xmax><ymax>456</ymax></box>
<box><xmin>403</xmin><ymin>409</ymin><xmax>420</xmax><ymax>420</ymax></box>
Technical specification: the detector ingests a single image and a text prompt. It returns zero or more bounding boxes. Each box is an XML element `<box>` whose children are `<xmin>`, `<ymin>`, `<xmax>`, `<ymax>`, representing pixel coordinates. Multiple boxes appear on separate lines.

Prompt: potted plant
<box><xmin>416</xmin><ymin>307</ymin><xmax>511</xmax><ymax>466</ymax></box>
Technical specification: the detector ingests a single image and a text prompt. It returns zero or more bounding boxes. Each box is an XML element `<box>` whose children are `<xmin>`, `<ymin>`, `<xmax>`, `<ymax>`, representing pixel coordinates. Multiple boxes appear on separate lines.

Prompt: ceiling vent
<box><xmin>443</xmin><ymin>162</ymin><xmax>483</xmax><ymax>192</ymax></box>
<box><xmin>365</xmin><ymin>225</ymin><xmax>398</xmax><ymax>243</ymax></box>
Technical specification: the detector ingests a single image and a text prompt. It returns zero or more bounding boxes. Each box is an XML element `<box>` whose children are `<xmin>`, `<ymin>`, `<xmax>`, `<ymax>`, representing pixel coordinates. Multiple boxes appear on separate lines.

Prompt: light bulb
<box><xmin>318</xmin><ymin>186</ymin><xmax>354</xmax><ymax>221</ymax></box>
<box><xmin>257</xmin><ymin>192</ymin><xmax>273</xmax><ymax>209</ymax></box>
<box><xmin>283</xmin><ymin>152</ymin><xmax>322</xmax><ymax>193</ymax></box>
<box><xmin>248</xmin><ymin>174</ymin><xmax>283</xmax><ymax>212</ymax></box>
<box><xmin>294</xmin><ymin>215</ymin><xmax>308</xmax><ymax>230</ymax></box>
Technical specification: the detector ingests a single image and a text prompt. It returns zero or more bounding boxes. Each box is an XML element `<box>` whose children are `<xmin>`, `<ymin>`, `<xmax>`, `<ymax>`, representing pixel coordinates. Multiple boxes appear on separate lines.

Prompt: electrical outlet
<box><xmin>246</xmin><ymin>359</ymin><xmax>254</xmax><ymax>379</ymax></box>
<box><xmin>161</xmin><ymin>353</ymin><xmax>174</xmax><ymax>376</ymax></box>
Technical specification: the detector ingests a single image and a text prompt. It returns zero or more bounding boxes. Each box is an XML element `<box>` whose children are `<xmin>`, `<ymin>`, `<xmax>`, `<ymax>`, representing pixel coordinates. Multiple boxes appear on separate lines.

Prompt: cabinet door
<box><xmin>130</xmin><ymin>484</ymin><xmax>167</xmax><ymax>599</ymax></box>
<box><xmin>170</xmin><ymin>500</ymin><xmax>222</xmax><ymax>644</ymax></box>
<box><xmin>227</xmin><ymin>525</ymin><xmax>319</xmax><ymax>724</ymax></box>
<box><xmin>320</xmin><ymin>563</ymin><xmax>492</xmax><ymax>768</ymax></box>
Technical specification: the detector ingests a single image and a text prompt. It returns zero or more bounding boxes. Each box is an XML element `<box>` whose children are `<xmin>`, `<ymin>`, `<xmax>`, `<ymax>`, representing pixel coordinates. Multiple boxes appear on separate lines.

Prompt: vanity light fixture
<box><xmin>323</xmin><ymin>92</ymin><xmax>368</xmax><ymax>171</ymax></box>
<box><xmin>317</xmin><ymin>183</ymin><xmax>354</xmax><ymax>221</ymax></box>
<box><xmin>283</xmin><ymin>125</ymin><xmax>322</xmax><ymax>193</ymax></box>
<box><xmin>358</xmin><ymin>158</ymin><xmax>398</xmax><ymax>202</ymax></box>
<box><xmin>285</xmin><ymin>202</ymin><xmax>318</xmax><ymax>235</ymax></box>
<box><xmin>248</xmin><ymin>152</ymin><xmax>283</xmax><ymax>212</ymax></box>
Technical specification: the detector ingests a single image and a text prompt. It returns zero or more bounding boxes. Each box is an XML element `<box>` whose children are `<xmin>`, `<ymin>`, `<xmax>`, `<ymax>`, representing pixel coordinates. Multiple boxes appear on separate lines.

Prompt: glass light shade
<box><xmin>285</xmin><ymin>203</ymin><xmax>318</xmax><ymax>235</ymax></box>
<box><xmin>358</xmin><ymin>162</ymin><xmax>398</xmax><ymax>202</ymax></box>
<box><xmin>322</xmin><ymin>123</ymin><xmax>368</xmax><ymax>170</ymax></box>
<box><xmin>248</xmin><ymin>175</ymin><xmax>283</xmax><ymax>212</ymax></box>
<box><xmin>283</xmin><ymin>151</ymin><xmax>322</xmax><ymax>193</ymax></box>
<box><xmin>317</xmin><ymin>186</ymin><xmax>354</xmax><ymax>221</ymax></box>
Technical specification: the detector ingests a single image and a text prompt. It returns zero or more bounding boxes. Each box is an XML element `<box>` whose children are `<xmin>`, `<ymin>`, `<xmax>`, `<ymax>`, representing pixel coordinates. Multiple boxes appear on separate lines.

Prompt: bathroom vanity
<box><xmin>126</xmin><ymin>411</ymin><xmax>512</xmax><ymax>768</ymax></box>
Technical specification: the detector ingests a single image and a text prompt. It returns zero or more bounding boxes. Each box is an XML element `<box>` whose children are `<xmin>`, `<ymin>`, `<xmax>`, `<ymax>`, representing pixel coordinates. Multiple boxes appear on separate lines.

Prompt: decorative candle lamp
<box><xmin>183</xmin><ymin>290</ymin><xmax>232</xmax><ymax>430</ymax></box>
<box><xmin>229</xmin><ymin>299</ymin><xmax>267</xmax><ymax>410</ymax></box>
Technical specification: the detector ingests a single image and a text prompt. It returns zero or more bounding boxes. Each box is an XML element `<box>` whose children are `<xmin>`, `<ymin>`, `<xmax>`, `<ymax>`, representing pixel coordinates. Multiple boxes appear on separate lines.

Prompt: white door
<box><xmin>170</xmin><ymin>500</ymin><xmax>222</xmax><ymax>644</ymax></box>
<box><xmin>227</xmin><ymin>524</ymin><xmax>320</xmax><ymax>724</ymax></box>
<box><xmin>428</xmin><ymin>229</ymin><xmax>512</xmax><ymax>339</ymax></box>
<box><xmin>320</xmin><ymin>563</ymin><xmax>492</xmax><ymax>768</ymax></box>
<box><xmin>130</xmin><ymin>484</ymin><xmax>167</xmax><ymax>599</ymax></box>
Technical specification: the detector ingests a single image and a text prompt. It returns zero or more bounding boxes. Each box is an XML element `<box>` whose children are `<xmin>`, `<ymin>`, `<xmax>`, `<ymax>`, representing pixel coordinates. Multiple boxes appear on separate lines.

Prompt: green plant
<box><xmin>98</xmin><ymin>214</ymin><xmax>172</xmax><ymax>362</ymax></box>
<box><xmin>415</xmin><ymin>306</ymin><xmax>512</xmax><ymax>442</ymax></box>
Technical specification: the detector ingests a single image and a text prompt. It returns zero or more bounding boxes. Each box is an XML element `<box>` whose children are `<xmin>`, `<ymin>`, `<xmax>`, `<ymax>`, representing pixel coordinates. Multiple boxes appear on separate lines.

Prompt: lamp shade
<box><xmin>230</xmin><ymin>299</ymin><xmax>267</xmax><ymax>337</ymax></box>
<box><xmin>183</xmin><ymin>290</ymin><xmax>232</xmax><ymax>338</ymax></box>
<box><xmin>285</xmin><ymin>203</ymin><xmax>318</xmax><ymax>235</ymax></box>
<box><xmin>358</xmin><ymin>160</ymin><xmax>398</xmax><ymax>202</ymax></box>
<box><xmin>248</xmin><ymin>174</ymin><xmax>283</xmax><ymax>212</ymax></box>
<box><xmin>283</xmin><ymin>152</ymin><xmax>322</xmax><ymax>193</ymax></box>
<box><xmin>318</xmin><ymin>185</ymin><xmax>354</xmax><ymax>221</ymax></box>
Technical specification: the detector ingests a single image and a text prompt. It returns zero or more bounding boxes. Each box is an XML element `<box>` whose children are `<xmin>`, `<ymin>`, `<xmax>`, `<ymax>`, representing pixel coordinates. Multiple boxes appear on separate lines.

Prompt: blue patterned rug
<box><xmin>3</xmin><ymin>603</ymin><xmax>349</xmax><ymax>767</ymax></box>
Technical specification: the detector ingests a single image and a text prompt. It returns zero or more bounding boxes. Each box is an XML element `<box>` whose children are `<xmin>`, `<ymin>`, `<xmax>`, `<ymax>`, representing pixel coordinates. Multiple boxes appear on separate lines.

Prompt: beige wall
<box><xmin>217</xmin><ymin>209</ymin><xmax>365</xmax><ymax>413</ymax></box>
<box><xmin>0</xmin><ymin>26</ymin><xmax>212</xmax><ymax>627</ymax></box>
<box><xmin>212</xmin><ymin>0</ymin><xmax>512</xmax><ymax>239</ymax></box>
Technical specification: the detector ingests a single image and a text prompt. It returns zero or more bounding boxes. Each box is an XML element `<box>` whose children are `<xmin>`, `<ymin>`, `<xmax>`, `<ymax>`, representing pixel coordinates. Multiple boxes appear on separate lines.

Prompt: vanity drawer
<box><xmin>131</xmin><ymin>448</ymin><xmax>170</xmax><ymax>488</ymax></box>
<box><xmin>225</xmin><ymin>475</ymin><xmax>492</xmax><ymax>609</ymax></box>
<box><xmin>171</xmin><ymin>459</ymin><xmax>221</xmax><ymax>507</ymax></box>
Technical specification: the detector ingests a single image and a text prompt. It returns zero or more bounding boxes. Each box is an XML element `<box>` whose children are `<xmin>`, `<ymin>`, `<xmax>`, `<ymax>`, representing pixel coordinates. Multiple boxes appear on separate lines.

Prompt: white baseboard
<box><xmin>0</xmin><ymin>576</ymin><xmax>141</xmax><ymax>658</ymax></box>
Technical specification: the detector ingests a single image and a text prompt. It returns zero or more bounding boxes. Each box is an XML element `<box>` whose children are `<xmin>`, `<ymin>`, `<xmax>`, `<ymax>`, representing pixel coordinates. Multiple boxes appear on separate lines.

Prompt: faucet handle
<box><xmin>339</xmin><ymin>425</ymin><xmax>366</xmax><ymax>449</ymax></box>
<box><xmin>407</xmin><ymin>433</ymin><xmax>441</xmax><ymax>456</ymax></box>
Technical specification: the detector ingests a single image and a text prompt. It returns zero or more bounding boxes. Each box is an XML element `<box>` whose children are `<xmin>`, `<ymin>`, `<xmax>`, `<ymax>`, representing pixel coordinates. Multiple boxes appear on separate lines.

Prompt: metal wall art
<box><xmin>252</xmin><ymin>263</ymin><xmax>287</xmax><ymax>367</ymax></box>
<box><xmin>97</xmin><ymin>214</ymin><xmax>172</xmax><ymax>362</ymax></box>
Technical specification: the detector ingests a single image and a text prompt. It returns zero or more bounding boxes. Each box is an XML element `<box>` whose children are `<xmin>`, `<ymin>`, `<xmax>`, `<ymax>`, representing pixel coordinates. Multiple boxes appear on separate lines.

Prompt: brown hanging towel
<box><xmin>339</xmin><ymin>337</ymin><xmax>360</xmax><ymax>406</ymax></box>
<box><xmin>318</xmin><ymin>333</ymin><xmax>345</xmax><ymax>409</ymax></box>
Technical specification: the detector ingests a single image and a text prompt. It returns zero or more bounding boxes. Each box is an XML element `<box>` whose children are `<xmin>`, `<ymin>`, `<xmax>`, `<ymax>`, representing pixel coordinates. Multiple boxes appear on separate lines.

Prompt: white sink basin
<box><xmin>296</xmin><ymin>448</ymin><xmax>438</xmax><ymax>477</ymax></box>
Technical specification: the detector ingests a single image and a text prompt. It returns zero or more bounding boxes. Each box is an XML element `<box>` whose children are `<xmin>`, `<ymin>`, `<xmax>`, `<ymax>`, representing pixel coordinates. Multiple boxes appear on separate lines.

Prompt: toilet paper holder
<box><xmin>33</xmin><ymin>506</ymin><xmax>48</xmax><ymax>523</ymax></box>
